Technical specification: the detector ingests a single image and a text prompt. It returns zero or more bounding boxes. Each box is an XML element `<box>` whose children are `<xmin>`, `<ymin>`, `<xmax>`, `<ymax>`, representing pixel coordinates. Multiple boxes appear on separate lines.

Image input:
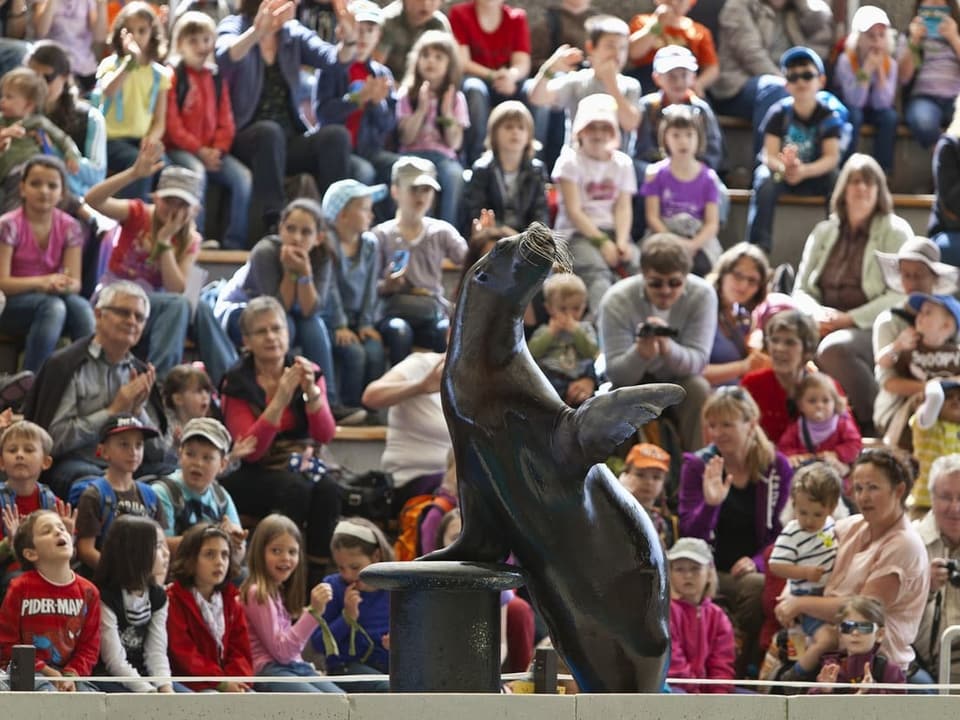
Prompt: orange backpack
<box><xmin>393</xmin><ymin>494</ymin><xmax>456</xmax><ymax>561</ymax></box>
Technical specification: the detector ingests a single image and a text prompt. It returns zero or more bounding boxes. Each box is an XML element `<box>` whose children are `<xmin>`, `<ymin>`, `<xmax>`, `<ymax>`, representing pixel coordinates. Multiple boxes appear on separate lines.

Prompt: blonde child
<box><xmin>666</xmin><ymin>537</ymin><xmax>735</xmax><ymax>693</ymax></box>
<box><xmin>640</xmin><ymin>105</ymin><xmax>721</xmax><ymax>277</ymax></box>
<box><xmin>165</xmin><ymin>11</ymin><xmax>251</xmax><ymax>249</ymax></box>
<box><xmin>242</xmin><ymin>514</ymin><xmax>342</xmax><ymax>692</ymax></box>
<box><xmin>618</xmin><ymin>442</ymin><xmax>677</xmax><ymax>550</ymax></box>
<box><xmin>95</xmin><ymin>1</ymin><xmax>172</xmax><ymax>201</ymax></box>
<box><xmin>552</xmin><ymin>92</ymin><xmax>637</xmax><ymax>318</ymax></box>
<box><xmin>768</xmin><ymin>462</ymin><xmax>841</xmax><ymax>680</ymax></box>
<box><xmin>777</xmin><ymin>372</ymin><xmax>863</xmax><ymax>477</ymax></box>
<box><xmin>528</xmin><ymin>272</ymin><xmax>598</xmax><ymax>407</ymax></box>
<box><xmin>833</xmin><ymin>6</ymin><xmax>897</xmax><ymax>172</ymax></box>
<box><xmin>396</xmin><ymin>30</ymin><xmax>469</xmax><ymax>227</ymax></box>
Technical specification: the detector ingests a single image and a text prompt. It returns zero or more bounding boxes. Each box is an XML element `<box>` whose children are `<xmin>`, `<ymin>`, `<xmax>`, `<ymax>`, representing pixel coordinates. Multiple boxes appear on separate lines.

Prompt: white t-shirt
<box><xmin>381</xmin><ymin>352</ymin><xmax>451</xmax><ymax>487</ymax></box>
<box><xmin>552</xmin><ymin>145</ymin><xmax>637</xmax><ymax>235</ymax></box>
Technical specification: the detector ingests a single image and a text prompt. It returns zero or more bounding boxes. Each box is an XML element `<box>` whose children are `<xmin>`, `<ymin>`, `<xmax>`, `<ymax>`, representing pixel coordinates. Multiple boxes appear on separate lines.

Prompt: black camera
<box><xmin>635</xmin><ymin>322</ymin><xmax>680</xmax><ymax>340</ymax></box>
<box><xmin>944</xmin><ymin>559</ymin><xmax>960</xmax><ymax>588</ymax></box>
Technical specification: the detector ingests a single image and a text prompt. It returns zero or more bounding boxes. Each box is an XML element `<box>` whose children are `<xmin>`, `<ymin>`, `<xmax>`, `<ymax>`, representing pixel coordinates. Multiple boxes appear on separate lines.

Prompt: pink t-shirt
<box><xmin>396</xmin><ymin>88</ymin><xmax>470</xmax><ymax>159</ymax></box>
<box><xmin>0</xmin><ymin>206</ymin><xmax>85</xmax><ymax>278</ymax></box>
<box><xmin>448</xmin><ymin>2</ymin><xmax>531</xmax><ymax>71</ymax></box>
<box><xmin>107</xmin><ymin>199</ymin><xmax>200</xmax><ymax>290</ymax></box>
<box><xmin>242</xmin><ymin>585</ymin><xmax>318</xmax><ymax>673</ymax></box>
<box><xmin>825</xmin><ymin>513</ymin><xmax>929</xmax><ymax>670</ymax></box>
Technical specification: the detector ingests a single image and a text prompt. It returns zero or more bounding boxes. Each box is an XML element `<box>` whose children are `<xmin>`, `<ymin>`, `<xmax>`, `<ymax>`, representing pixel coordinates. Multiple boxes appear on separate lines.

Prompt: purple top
<box><xmin>44</xmin><ymin>0</ymin><xmax>98</xmax><ymax>77</ymax></box>
<box><xmin>396</xmin><ymin>88</ymin><xmax>470</xmax><ymax>160</ymax></box>
<box><xmin>0</xmin><ymin>206</ymin><xmax>85</xmax><ymax>278</ymax></box>
<box><xmin>833</xmin><ymin>51</ymin><xmax>897</xmax><ymax>110</ymax></box>
<box><xmin>900</xmin><ymin>34</ymin><xmax>960</xmax><ymax>100</ymax></box>
<box><xmin>640</xmin><ymin>160</ymin><xmax>719</xmax><ymax>223</ymax></box>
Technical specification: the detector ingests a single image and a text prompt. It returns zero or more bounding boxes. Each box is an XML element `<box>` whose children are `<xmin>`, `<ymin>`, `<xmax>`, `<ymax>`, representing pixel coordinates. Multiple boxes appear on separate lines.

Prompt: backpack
<box><xmin>174</xmin><ymin>62</ymin><xmax>224</xmax><ymax>113</ymax></box>
<box><xmin>150</xmin><ymin>475</ymin><xmax>230</xmax><ymax>535</ymax></box>
<box><xmin>67</xmin><ymin>477</ymin><xmax>160</xmax><ymax>547</ymax></box>
<box><xmin>393</xmin><ymin>494</ymin><xmax>455</xmax><ymax>561</ymax></box>
<box><xmin>0</xmin><ymin>482</ymin><xmax>58</xmax><ymax>513</ymax></box>
<box><xmin>91</xmin><ymin>62</ymin><xmax>164</xmax><ymax>123</ymax></box>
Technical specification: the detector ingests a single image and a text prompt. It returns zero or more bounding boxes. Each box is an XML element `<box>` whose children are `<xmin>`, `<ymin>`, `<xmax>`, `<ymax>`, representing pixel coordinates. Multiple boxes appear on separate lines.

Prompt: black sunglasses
<box><xmin>647</xmin><ymin>277</ymin><xmax>684</xmax><ymax>289</ymax></box>
<box><xmin>839</xmin><ymin>620</ymin><xmax>878</xmax><ymax>635</ymax></box>
<box><xmin>786</xmin><ymin>71</ymin><xmax>818</xmax><ymax>83</ymax></box>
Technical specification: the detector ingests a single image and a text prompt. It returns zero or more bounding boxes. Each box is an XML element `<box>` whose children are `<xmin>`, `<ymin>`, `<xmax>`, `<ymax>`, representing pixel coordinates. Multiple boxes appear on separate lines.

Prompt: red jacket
<box><xmin>164</xmin><ymin>64</ymin><xmax>235</xmax><ymax>154</ymax></box>
<box><xmin>777</xmin><ymin>412</ymin><xmax>863</xmax><ymax>465</ymax></box>
<box><xmin>166</xmin><ymin>580</ymin><xmax>253</xmax><ymax>690</ymax></box>
<box><xmin>668</xmin><ymin>596</ymin><xmax>735</xmax><ymax>693</ymax></box>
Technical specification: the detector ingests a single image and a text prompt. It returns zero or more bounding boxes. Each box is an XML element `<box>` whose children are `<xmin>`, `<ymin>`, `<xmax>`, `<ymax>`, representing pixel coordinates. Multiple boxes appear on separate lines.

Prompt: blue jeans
<box><xmin>143</xmin><ymin>291</ymin><xmax>190</xmax><ymax>377</ymax></box>
<box><xmin>747</xmin><ymin>164</ymin><xmax>835</xmax><ymax>252</ymax></box>
<box><xmin>108</xmin><ymin>139</ymin><xmax>163</xmax><ymax>201</ymax></box>
<box><xmin>255</xmin><ymin>660</ymin><xmax>343</xmax><ymax>693</ymax></box>
<box><xmin>710</xmin><ymin>74</ymin><xmax>790</xmax><ymax>157</ymax></box>
<box><xmin>0</xmin><ymin>292</ymin><xmax>95</xmax><ymax>371</ymax></box>
<box><xmin>190</xmin><ymin>302</ymin><xmax>239</xmax><ymax>387</ymax></box>
<box><xmin>462</xmin><ymin>76</ymin><xmax>525</xmax><ymax>165</ymax></box>
<box><xmin>168</xmin><ymin>149</ymin><xmax>253</xmax><ymax>249</ymax></box>
<box><xmin>0</xmin><ymin>39</ymin><xmax>30</xmax><ymax>77</ymax></box>
<box><xmin>932</xmin><ymin>230</ymin><xmax>960</xmax><ymax>266</ymax></box>
<box><xmin>0</xmin><ymin>675</ymin><xmax>98</xmax><ymax>691</ymax></box>
<box><xmin>405</xmin><ymin>149</ymin><xmax>464</xmax><ymax>228</ymax></box>
<box><xmin>327</xmin><ymin>661</ymin><xmax>389</xmax><ymax>693</ymax></box>
<box><xmin>329</xmin><ymin>329</ymin><xmax>386</xmax><ymax>408</ymax></box>
<box><xmin>905</xmin><ymin>94</ymin><xmax>956</xmax><ymax>148</ymax></box>
<box><xmin>846</xmin><ymin>105</ymin><xmax>898</xmax><ymax>171</ymax></box>
<box><xmin>350</xmin><ymin>150</ymin><xmax>400</xmax><ymax>222</ymax></box>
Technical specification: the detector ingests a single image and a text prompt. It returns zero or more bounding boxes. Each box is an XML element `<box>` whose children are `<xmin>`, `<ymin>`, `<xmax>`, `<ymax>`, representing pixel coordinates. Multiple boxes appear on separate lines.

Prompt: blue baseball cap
<box><xmin>780</xmin><ymin>46</ymin><xmax>824</xmax><ymax>75</ymax></box>
<box><xmin>321</xmin><ymin>179</ymin><xmax>388</xmax><ymax>223</ymax></box>
<box><xmin>908</xmin><ymin>293</ymin><xmax>960</xmax><ymax>330</ymax></box>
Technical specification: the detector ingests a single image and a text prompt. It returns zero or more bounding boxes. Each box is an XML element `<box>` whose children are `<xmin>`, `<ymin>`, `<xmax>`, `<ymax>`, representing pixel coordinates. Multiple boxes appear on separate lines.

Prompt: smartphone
<box><xmin>389</xmin><ymin>249</ymin><xmax>410</xmax><ymax>278</ymax></box>
<box><xmin>920</xmin><ymin>5</ymin><xmax>949</xmax><ymax>40</ymax></box>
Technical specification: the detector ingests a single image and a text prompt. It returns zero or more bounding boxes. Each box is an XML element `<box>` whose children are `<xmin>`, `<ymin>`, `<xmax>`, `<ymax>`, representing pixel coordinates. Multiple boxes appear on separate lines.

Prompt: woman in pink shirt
<box><xmin>0</xmin><ymin>155</ymin><xmax>94</xmax><ymax>372</ymax></box>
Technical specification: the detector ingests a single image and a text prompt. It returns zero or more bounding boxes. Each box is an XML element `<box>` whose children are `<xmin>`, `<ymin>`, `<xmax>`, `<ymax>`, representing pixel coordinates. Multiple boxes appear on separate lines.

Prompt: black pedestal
<box><xmin>359</xmin><ymin>561</ymin><xmax>524</xmax><ymax>693</ymax></box>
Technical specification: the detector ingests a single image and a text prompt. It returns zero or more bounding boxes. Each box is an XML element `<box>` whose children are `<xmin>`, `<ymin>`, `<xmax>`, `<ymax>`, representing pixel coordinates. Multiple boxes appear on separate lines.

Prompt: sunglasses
<box><xmin>646</xmin><ymin>277</ymin><xmax>684</xmax><ymax>289</ymax></box>
<box><xmin>786</xmin><ymin>71</ymin><xmax>818</xmax><ymax>83</ymax></box>
<box><xmin>839</xmin><ymin>620</ymin><xmax>878</xmax><ymax>635</ymax></box>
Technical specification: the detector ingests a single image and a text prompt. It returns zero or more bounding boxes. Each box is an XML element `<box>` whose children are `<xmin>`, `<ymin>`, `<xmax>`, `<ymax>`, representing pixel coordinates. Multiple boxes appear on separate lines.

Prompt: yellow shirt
<box><xmin>910</xmin><ymin>414</ymin><xmax>960</xmax><ymax>509</ymax></box>
<box><xmin>96</xmin><ymin>55</ymin><xmax>171</xmax><ymax>139</ymax></box>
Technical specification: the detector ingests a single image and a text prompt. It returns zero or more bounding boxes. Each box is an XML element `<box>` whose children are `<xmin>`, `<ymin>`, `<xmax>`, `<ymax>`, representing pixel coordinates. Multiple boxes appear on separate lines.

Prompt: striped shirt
<box><xmin>770</xmin><ymin>517</ymin><xmax>837</xmax><ymax>593</ymax></box>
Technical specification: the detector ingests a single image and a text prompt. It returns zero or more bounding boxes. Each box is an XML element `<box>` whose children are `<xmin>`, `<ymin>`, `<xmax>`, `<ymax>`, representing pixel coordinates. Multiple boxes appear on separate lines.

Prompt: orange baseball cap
<box><xmin>625</xmin><ymin>443</ymin><xmax>670</xmax><ymax>472</ymax></box>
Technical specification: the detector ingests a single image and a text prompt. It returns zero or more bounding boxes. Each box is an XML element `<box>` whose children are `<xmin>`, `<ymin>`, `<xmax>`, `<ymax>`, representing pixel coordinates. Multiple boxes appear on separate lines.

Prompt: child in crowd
<box><xmin>912</xmin><ymin>378</ymin><xmax>960</xmax><ymax>511</ymax></box>
<box><xmin>92</xmin><ymin>515</ymin><xmax>174</xmax><ymax>693</ymax></box>
<box><xmin>375</xmin><ymin>0</ymin><xmax>453</xmax><ymax>82</ymax></box>
<box><xmin>641</xmin><ymin>104</ymin><xmax>721</xmax><ymax>276</ymax></box>
<box><xmin>628</xmin><ymin>0</ymin><xmax>720</xmax><ymax>97</ymax></box>
<box><xmin>528</xmin><ymin>272</ymin><xmax>598</xmax><ymax>407</ymax></box>
<box><xmin>395</xmin><ymin>30</ymin><xmax>468</xmax><ymax>227</ymax></box>
<box><xmin>463</xmin><ymin>100</ymin><xmax>549</xmax><ymax>237</ymax></box>
<box><xmin>448</xmin><ymin>0</ymin><xmax>532</xmax><ymax>164</ymax></box>
<box><xmin>95</xmin><ymin>1</ymin><xmax>172</xmax><ymax>201</ymax></box>
<box><xmin>617</xmin><ymin>442</ymin><xmax>677</xmax><ymax>550</ymax></box>
<box><xmin>748</xmin><ymin>47</ymin><xmax>843</xmax><ymax>254</ymax></box>
<box><xmin>899</xmin><ymin>0</ymin><xmax>960</xmax><ymax>148</ymax></box>
<box><xmin>316</xmin><ymin>1</ymin><xmax>398</xmax><ymax>202</ymax></box>
<box><xmin>768</xmin><ymin>462</ymin><xmax>840</xmax><ymax>680</ymax></box>
<box><xmin>241</xmin><ymin>513</ymin><xmax>342</xmax><ymax>693</ymax></box>
<box><xmin>73</xmin><ymin>414</ymin><xmax>168</xmax><ymax>572</ymax></box>
<box><xmin>808</xmin><ymin>596</ymin><xmax>905</xmax><ymax>694</ymax></box>
<box><xmin>833</xmin><ymin>6</ymin><xmax>897</xmax><ymax>172</ymax></box>
<box><xmin>215</xmin><ymin>198</ymin><xmax>364</xmax><ymax>425</ymax></box>
<box><xmin>778</xmin><ymin>373</ymin><xmax>863</xmax><ymax>477</ymax></box>
<box><xmin>0</xmin><ymin>510</ymin><xmax>100</xmax><ymax>691</ymax></box>
<box><xmin>412</xmin><ymin>450</ymin><xmax>457</xmax><ymax>557</ymax></box>
<box><xmin>151</xmin><ymin>418</ymin><xmax>247</xmax><ymax>562</ymax></box>
<box><xmin>321</xmin><ymin>179</ymin><xmax>388</xmax><ymax>410</ymax></box>
<box><xmin>162</xmin><ymin>363</ymin><xmax>215</xmax><ymax>448</ymax></box>
<box><xmin>552</xmin><ymin>93</ymin><xmax>637</xmax><ymax>317</ymax></box>
<box><xmin>373</xmin><ymin>156</ymin><xmax>468</xmax><ymax>363</ymax></box>
<box><xmin>165</xmin><ymin>11</ymin><xmax>251</xmax><ymax>249</ymax></box>
<box><xmin>311</xmin><ymin>518</ymin><xmax>392</xmax><ymax>690</ymax></box>
<box><xmin>882</xmin><ymin>292</ymin><xmax>960</xmax><ymax>385</ymax></box>
<box><xmin>0</xmin><ymin>68</ymin><xmax>81</xmax><ymax>213</ymax></box>
<box><xmin>665</xmin><ymin>537</ymin><xmax>735</xmax><ymax>693</ymax></box>
<box><xmin>166</xmin><ymin>522</ymin><xmax>253</xmax><ymax>692</ymax></box>
<box><xmin>528</xmin><ymin>15</ymin><xmax>641</xmax><ymax>147</ymax></box>
<box><xmin>0</xmin><ymin>155</ymin><xmax>95</xmax><ymax>373</ymax></box>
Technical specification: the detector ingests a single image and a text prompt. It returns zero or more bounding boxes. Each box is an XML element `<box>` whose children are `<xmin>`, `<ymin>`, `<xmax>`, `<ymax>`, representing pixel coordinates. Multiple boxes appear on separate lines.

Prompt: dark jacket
<box><xmin>463</xmin><ymin>152</ymin><xmax>550</xmax><ymax>232</ymax></box>
<box><xmin>930</xmin><ymin>134</ymin><xmax>960</xmax><ymax>236</ymax></box>
<box><xmin>314</xmin><ymin>55</ymin><xmax>397</xmax><ymax>157</ymax></box>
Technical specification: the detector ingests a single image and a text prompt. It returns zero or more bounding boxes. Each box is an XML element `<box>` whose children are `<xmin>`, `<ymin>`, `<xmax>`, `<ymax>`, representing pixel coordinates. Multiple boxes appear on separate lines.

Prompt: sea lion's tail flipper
<box><xmin>571</xmin><ymin>383</ymin><xmax>685</xmax><ymax>463</ymax></box>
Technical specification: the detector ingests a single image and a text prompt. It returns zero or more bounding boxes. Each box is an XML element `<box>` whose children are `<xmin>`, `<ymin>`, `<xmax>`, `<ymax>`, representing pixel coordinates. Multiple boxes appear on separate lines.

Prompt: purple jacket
<box><xmin>678</xmin><ymin>446</ymin><xmax>793</xmax><ymax>571</ymax></box>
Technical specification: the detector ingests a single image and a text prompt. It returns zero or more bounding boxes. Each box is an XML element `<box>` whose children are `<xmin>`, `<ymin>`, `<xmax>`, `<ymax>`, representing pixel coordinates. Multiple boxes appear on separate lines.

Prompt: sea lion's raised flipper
<box><xmin>571</xmin><ymin>383</ymin><xmax>685</xmax><ymax>463</ymax></box>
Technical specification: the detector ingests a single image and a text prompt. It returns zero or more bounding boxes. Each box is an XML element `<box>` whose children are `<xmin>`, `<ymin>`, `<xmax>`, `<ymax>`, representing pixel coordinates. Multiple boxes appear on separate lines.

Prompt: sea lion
<box><xmin>425</xmin><ymin>222</ymin><xmax>683</xmax><ymax>692</ymax></box>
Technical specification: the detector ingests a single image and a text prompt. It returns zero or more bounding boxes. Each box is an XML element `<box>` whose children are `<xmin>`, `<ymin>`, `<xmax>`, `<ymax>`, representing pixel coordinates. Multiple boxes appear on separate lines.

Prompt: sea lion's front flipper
<box><xmin>572</xmin><ymin>383</ymin><xmax>685</xmax><ymax>462</ymax></box>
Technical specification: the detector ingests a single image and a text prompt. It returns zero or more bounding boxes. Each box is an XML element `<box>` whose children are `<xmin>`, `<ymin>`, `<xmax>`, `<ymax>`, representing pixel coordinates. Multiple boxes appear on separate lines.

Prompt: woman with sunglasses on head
<box><xmin>775</xmin><ymin>449</ymin><xmax>929</xmax><ymax>683</ymax></box>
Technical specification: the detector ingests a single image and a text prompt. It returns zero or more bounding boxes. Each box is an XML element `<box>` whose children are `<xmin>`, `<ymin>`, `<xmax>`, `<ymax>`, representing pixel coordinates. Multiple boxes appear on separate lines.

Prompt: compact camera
<box><xmin>635</xmin><ymin>322</ymin><xmax>679</xmax><ymax>340</ymax></box>
<box><xmin>944</xmin><ymin>559</ymin><xmax>960</xmax><ymax>589</ymax></box>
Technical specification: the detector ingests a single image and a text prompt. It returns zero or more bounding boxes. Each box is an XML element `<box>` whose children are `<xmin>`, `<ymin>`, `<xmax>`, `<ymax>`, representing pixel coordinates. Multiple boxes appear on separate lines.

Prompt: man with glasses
<box><xmin>24</xmin><ymin>281</ymin><xmax>174</xmax><ymax>498</ymax></box>
<box><xmin>598</xmin><ymin>232</ymin><xmax>716</xmax><ymax>452</ymax></box>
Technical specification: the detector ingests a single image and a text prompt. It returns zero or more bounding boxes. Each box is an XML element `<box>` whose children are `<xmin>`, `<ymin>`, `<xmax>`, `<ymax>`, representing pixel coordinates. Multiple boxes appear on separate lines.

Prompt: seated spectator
<box><xmin>218</xmin><ymin>296</ymin><xmax>341</xmax><ymax>573</ymax></box>
<box><xmin>618</xmin><ymin>442</ymin><xmax>677</xmax><ymax>550</ymax></box>
<box><xmin>914</xmin><ymin>454</ymin><xmax>960</xmax><ymax>683</ymax></box>
<box><xmin>929</xmin><ymin>101</ymin><xmax>960</xmax><ymax>266</ymax></box>
<box><xmin>898</xmin><ymin>2</ymin><xmax>960</xmax><ymax>149</ymax></box>
<box><xmin>832</xmin><ymin>6</ymin><xmax>897</xmax><ymax>173</ymax></box>
<box><xmin>23</xmin><ymin>281</ymin><xmax>175</xmax><ymax>499</ymax></box>
<box><xmin>913</xmin><ymin>380</ymin><xmax>960</xmax><ymax>512</ymax></box>
<box><xmin>598</xmin><ymin>233</ymin><xmax>716</xmax><ymax>453</ymax></box>
<box><xmin>872</xmin><ymin>236</ymin><xmax>959</xmax><ymax>438</ymax></box>
<box><xmin>29</xmin><ymin>0</ymin><xmax>107</xmax><ymax>93</ymax></box>
<box><xmin>775</xmin><ymin>449</ymin><xmax>929</xmax><ymax>678</ymax></box>
<box><xmin>161</xmin><ymin>363</ymin><xmax>217</xmax><ymax>449</ymax></box>
<box><xmin>791</xmin><ymin>153</ymin><xmax>912</xmax><ymax>432</ymax></box>
<box><xmin>703</xmin><ymin>243</ymin><xmax>771</xmax><ymax>387</ymax></box>
<box><xmin>747</xmin><ymin>46</ymin><xmax>843</xmax><ymax>254</ymax></box>
<box><xmin>0</xmin><ymin>156</ymin><xmax>95</xmax><ymax>373</ymax></box>
<box><xmin>679</xmin><ymin>386</ymin><xmax>793</xmax><ymax>676</ymax></box>
<box><xmin>0</xmin><ymin>0</ymin><xmax>30</xmax><ymax>78</ymax></box>
<box><xmin>628</xmin><ymin>0</ymin><xmax>720</xmax><ymax>97</ymax></box>
<box><xmin>375</xmin><ymin>0</ymin><xmax>452</xmax><ymax>83</ymax></box>
<box><xmin>449</xmin><ymin>0</ymin><xmax>531</xmax><ymax>164</ymax></box>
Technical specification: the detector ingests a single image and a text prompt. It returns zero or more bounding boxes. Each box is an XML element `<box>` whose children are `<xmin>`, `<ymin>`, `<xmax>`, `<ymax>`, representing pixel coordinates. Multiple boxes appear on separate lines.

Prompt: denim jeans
<box><xmin>710</xmin><ymin>74</ymin><xmax>789</xmax><ymax>157</ymax></box>
<box><xmin>0</xmin><ymin>292</ymin><xmax>95</xmax><ymax>371</ymax></box>
<box><xmin>462</xmin><ymin>76</ymin><xmax>525</xmax><ymax>165</ymax></box>
<box><xmin>404</xmin><ymin>149</ymin><xmax>464</xmax><ymax>228</ymax></box>
<box><xmin>0</xmin><ymin>38</ymin><xmax>29</xmax><ymax>77</ymax></box>
<box><xmin>0</xmin><ymin>675</ymin><xmax>98</xmax><ymax>691</ymax></box>
<box><xmin>255</xmin><ymin>660</ymin><xmax>343</xmax><ymax>693</ymax></box>
<box><xmin>350</xmin><ymin>150</ymin><xmax>400</xmax><ymax>222</ymax></box>
<box><xmin>143</xmin><ymin>291</ymin><xmax>191</xmax><ymax>378</ymax></box>
<box><xmin>168</xmin><ymin>149</ymin><xmax>253</xmax><ymax>249</ymax></box>
<box><xmin>107</xmin><ymin>138</ymin><xmax>162</xmax><ymax>201</ymax></box>
<box><xmin>326</xmin><ymin>661</ymin><xmax>389</xmax><ymax>693</ymax></box>
<box><xmin>747</xmin><ymin>164</ymin><xmax>835</xmax><ymax>253</ymax></box>
<box><xmin>846</xmin><ymin>105</ymin><xmax>898</xmax><ymax>171</ymax></box>
<box><xmin>190</xmin><ymin>301</ymin><xmax>239</xmax><ymax>387</ymax></box>
<box><xmin>932</xmin><ymin>230</ymin><xmax>960</xmax><ymax>267</ymax></box>
<box><xmin>905</xmin><ymin>94</ymin><xmax>956</xmax><ymax>148</ymax></box>
<box><xmin>329</xmin><ymin>330</ymin><xmax>386</xmax><ymax>408</ymax></box>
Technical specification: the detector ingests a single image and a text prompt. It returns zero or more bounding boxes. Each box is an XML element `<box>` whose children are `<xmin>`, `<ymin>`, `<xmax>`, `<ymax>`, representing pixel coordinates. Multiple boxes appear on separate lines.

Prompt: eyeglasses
<box><xmin>646</xmin><ymin>277</ymin><xmax>684</xmax><ymax>289</ymax></box>
<box><xmin>839</xmin><ymin>620</ymin><xmax>878</xmax><ymax>635</ymax></box>
<box><xmin>102</xmin><ymin>306</ymin><xmax>147</xmax><ymax>323</ymax></box>
<box><xmin>786</xmin><ymin>71</ymin><xmax>818</xmax><ymax>83</ymax></box>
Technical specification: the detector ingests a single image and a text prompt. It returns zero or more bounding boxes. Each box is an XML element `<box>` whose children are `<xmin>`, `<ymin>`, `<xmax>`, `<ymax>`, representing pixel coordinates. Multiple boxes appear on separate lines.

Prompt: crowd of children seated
<box><xmin>1</xmin><ymin>0</ymin><xmax>960</xmax><ymax>696</ymax></box>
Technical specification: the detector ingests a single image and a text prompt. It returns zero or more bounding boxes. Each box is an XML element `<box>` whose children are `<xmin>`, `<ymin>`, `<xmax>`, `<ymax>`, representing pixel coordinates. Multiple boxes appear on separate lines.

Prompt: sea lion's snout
<box><xmin>518</xmin><ymin>222</ymin><xmax>556</xmax><ymax>265</ymax></box>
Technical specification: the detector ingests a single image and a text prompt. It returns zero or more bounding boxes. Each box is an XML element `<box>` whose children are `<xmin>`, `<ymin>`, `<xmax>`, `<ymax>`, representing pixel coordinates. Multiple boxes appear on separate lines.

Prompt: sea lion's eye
<box><xmin>475</xmin><ymin>270</ymin><xmax>488</xmax><ymax>281</ymax></box>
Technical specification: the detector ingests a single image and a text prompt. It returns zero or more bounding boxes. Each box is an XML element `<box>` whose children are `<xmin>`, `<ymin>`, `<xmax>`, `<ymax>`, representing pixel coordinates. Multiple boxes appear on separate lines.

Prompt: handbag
<box><xmin>331</xmin><ymin>468</ymin><xmax>395</xmax><ymax>522</ymax></box>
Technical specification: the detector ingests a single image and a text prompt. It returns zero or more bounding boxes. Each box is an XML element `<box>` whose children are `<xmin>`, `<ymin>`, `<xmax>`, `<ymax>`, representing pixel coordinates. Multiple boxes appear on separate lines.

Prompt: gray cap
<box><xmin>180</xmin><ymin>417</ymin><xmax>232</xmax><ymax>453</ymax></box>
<box><xmin>156</xmin><ymin>165</ymin><xmax>202</xmax><ymax>206</ymax></box>
<box><xmin>391</xmin><ymin>156</ymin><xmax>441</xmax><ymax>191</ymax></box>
